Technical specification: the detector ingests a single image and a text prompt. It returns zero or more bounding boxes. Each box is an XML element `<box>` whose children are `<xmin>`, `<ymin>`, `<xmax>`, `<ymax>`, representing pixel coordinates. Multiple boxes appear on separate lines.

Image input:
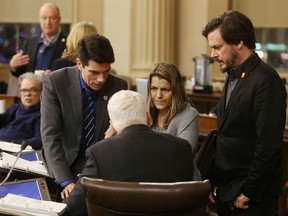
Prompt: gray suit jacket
<box><xmin>167</xmin><ymin>103</ymin><xmax>199</xmax><ymax>154</ymax></box>
<box><xmin>67</xmin><ymin>124</ymin><xmax>195</xmax><ymax>216</ymax></box>
<box><xmin>166</xmin><ymin>103</ymin><xmax>201</xmax><ymax>180</ymax></box>
<box><xmin>40</xmin><ymin>66</ymin><xmax>127</xmax><ymax>183</ymax></box>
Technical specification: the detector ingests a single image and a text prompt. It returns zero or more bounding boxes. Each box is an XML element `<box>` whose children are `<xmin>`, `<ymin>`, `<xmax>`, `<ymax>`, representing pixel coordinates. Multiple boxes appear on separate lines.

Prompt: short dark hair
<box><xmin>202</xmin><ymin>10</ymin><xmax>256</xmax><ymax>50</ymax></box>
<box><xmin>77</xmin><ymin>33</ymin><xmax>115</xmax><ymax>66</ymax></box>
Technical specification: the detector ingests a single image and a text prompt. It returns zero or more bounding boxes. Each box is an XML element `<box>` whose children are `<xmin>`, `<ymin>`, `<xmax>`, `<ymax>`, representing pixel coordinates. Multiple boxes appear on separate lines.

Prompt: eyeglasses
<box><xmin>19</xmin><ymin>88</ymin><xmax>42</xmax><ymax>95</ymax></box>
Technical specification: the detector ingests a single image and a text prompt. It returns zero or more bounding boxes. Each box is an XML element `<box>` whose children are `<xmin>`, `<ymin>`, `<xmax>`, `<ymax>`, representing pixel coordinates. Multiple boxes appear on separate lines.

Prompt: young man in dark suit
<box><xmin>66</xmin><ymin>90</ymin><xmax>195</xmax><ymax>216</ymax></box>
<box><xmin>202</xmin><ymin>10</ymin><xmax>286</xmax><ymax>216</ymax></box>
<box><xmin>9</xmin><ymin>2</ymin><xmax>66</xmax><ymax>77</ymax></box>
<box><xmin>40</xmin><ymin>34</ymin><xmax>128</xmax><ymax>201</ymax></box>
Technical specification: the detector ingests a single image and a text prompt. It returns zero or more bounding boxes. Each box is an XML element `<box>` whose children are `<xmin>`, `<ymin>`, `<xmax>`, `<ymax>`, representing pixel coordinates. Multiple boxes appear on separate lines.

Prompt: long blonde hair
<box><xmin>62</xmin><ymin>21</ymin><xmax>97</xmax><ymax>62</ymax></box>
<box><xmin>147</xmin><ymin>62</ymin><xmax>190</xmax><ymax>128</ymax></box>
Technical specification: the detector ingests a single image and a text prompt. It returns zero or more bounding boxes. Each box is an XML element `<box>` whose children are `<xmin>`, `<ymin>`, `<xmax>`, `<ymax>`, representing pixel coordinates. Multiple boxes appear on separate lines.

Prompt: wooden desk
<box><xmin>0</xmin><ymin>94</ymin><xmax>20</xmax><ymax>109</ymax></box>
<box><xmin>199</xmin><ymin>114</ymin><xmax>217</xmax><ymax>134</ymax></box>
<box><xmin>187</xmin><ymin>91</ymin><xmax>221</xmax><ymax>114</ymax></box>
<box><xmin>198</xmin><ymin>114</ymin><xmax>217</xmax><ymax>147</ymax></box>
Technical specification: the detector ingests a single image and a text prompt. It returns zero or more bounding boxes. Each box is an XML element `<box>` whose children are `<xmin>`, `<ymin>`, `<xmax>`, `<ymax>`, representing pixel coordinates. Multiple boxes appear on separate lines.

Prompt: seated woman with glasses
<box><xmin>0</xmin><ymin>72</ymin><xmax>43</xmax><ymax>150</ymax></box>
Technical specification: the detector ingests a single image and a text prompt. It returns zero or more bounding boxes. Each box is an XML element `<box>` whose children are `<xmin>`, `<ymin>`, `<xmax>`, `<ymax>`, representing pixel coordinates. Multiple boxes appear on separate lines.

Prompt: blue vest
<box><xmin>35</xmin><ymin>41</ymin><xmax>55</xmax><ymax>70</ymax></box>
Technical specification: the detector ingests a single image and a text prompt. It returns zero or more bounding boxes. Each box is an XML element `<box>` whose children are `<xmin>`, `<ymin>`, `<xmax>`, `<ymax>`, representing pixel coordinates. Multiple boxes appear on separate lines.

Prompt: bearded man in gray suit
<box><xmin>40</xmin><ymin>34</ymin><xmax>127</xmax><ymax>200</ymax></box>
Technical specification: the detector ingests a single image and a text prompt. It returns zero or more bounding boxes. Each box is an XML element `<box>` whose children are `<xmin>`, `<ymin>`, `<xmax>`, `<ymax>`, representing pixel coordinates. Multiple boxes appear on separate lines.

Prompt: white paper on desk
<box><xmin>0</xmin><ymin>152</ymin><xmax>48</xmax><ymax>176</ymax></box>
<box><xmin>0</xmin><ymin>141</ymin><xmax>33</xmax><ymax>153</ymax></box>
<box><xmin>0</xmin><ymin>193</ymin><xmax>67</xmax><ymax>216</ymax></box>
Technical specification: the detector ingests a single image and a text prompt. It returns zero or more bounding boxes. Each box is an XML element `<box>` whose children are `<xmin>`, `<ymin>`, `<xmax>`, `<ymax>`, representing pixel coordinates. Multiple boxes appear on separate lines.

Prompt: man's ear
<box><xmin>237</xmin><ymin>40</ymin><xmax>244</xmax><ymax>50</ymax></box>
<box><xmin>76</xmin><ymin>58</ymin><xmax>83</xmax><ymax>71</ymax></box>
<box><xmin>109</xmin><ymin>120</ymin><xmax>115</xmax><ymax>131</ymax></box>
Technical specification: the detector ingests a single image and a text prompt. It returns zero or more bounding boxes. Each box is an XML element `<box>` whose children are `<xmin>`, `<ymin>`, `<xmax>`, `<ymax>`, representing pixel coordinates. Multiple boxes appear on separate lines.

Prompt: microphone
<box><xmin>20</xmin><ymin>141</ymin><xmax>29</xmax><ymax>151</ymax></box>
<box><xmin>0</xmin><ymin>141</ymin><xmax>29</xmax><ymax>186</ymax></box>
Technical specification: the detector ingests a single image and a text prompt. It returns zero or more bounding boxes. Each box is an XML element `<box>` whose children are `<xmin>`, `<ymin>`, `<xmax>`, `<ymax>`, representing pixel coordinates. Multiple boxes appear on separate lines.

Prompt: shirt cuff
<box><xmin>60</xmin><ymin>179</ymin><xmax>75</xmax><ymax>188</ymax></box>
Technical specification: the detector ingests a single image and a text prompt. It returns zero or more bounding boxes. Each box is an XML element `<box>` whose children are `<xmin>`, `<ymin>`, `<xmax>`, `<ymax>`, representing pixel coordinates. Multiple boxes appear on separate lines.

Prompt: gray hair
<box><xmin>18</xmin><ymin>72</ymin><xmax>43</xmax><ymax>88</ymax></box>
<box><xmin>108</xmin><ymin>90</ymin><xmax>147</xmax><ymax>133</ymax></box>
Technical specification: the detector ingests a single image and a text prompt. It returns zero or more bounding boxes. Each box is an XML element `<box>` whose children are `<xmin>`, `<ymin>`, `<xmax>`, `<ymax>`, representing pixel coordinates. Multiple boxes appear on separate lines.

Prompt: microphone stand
<box><xmin>0</xmin><ymin>142</ymin><xmax>29</xmax><ymax>186</ymax></box>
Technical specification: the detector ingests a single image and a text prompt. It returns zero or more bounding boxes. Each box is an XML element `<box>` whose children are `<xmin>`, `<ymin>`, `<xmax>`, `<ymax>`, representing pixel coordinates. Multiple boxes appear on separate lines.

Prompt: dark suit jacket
<box><xmin>51</xmin><ymin>57</ymin><xmax>75</xmax><ymax>71</ymax></box>
<box><xmin>40</xmin><ymin>66</ymin><xmax>128</xmax><ymax>184</ymax></box>
<box><xmin>214</xmin><ymin>53</ymin><xmax>286</xmax><ymax>202</ymax></box>
<box><xmin>12</xmin><ymin>31</ymin><xmax>67</xmax><ymax>77</ymax></box>
<box><xmin>67</xmin><ymin>124</ymin><xmax>195</xmax><ymax>216</ymax></box>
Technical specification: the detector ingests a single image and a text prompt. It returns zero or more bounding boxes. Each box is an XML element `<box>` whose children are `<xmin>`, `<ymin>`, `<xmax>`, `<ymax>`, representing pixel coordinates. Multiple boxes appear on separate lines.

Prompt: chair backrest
<box><xmin>81</xmin><ymin>177</ymin><xmax>211</xmax><ymax>216</ymax></box>
<box><xmin>116</xmin><ymin>74</ymin><xmax>133</xmax><ymax>90</ymax></box>
<box><xmin>196</xmin><ymin>129</ymin><xmax>217</xmax><ymax>179</ymax></box>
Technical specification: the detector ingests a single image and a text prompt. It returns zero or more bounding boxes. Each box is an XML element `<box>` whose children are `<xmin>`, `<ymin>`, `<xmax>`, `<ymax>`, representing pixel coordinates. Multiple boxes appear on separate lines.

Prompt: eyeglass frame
<box><xmin>19</xmin><ymin>88</ymin><xmax>42</xmax><ymax>95</ymax></box>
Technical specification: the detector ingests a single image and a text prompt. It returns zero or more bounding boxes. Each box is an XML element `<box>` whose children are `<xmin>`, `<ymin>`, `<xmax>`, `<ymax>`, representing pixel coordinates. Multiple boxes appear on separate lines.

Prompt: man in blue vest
<box><xmin>9</xmin><ymin>2</ymin><xmax>66</xmax><ymax>77</ymax></box>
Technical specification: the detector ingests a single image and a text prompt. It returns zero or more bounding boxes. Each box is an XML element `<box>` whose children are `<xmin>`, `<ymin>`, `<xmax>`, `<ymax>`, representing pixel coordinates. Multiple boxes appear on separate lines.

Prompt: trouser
<box><xmin>55</xmin><ymin>153</ymin><xmax>86</xmax><ymax>202</ymax></box>
<box><xmin>216</xmin><ymin>194</ymin><xmax>279</xmax><ymax>216</ymax></box>
<box><xmin>70</xmin><ymin>153</ymin><xmax>86</xmax><ymax>181</ymax></box>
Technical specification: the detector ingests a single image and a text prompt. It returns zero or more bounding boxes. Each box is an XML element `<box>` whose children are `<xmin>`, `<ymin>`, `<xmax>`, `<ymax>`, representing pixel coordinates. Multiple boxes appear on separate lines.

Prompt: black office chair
<box><xmin>81</xmin><ymin>177</ymin><xmax>211</xmax><ymax>216</ymax></box>
<box><xmin>196</xmin><ymin>129</ymin><xmax>217</xmax><ymax>180</ymax></box>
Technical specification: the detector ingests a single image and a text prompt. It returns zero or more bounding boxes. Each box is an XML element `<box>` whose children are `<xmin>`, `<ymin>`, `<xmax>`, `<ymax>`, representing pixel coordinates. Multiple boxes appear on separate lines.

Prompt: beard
<box><xmin>218</xmin><ymin>48</ymin><xmax>239</xmax><ymax>73</ymax></box>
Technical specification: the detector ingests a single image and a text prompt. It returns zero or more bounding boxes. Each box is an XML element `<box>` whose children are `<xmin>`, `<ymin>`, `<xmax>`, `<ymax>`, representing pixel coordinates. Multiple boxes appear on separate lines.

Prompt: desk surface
<box><xmin>186</xmin><ymin>91</ymin><xmax>222</xmax><ymax>99</ymax></box>
<box><xmin>186</xmin><ymin>91</ymin><xmax>221</xmax><ymax>114</ymax></box>
<box><xmin>198</xmin><ymin>115</ymin><xmax>288</xmax><ymax>145</ymax></box>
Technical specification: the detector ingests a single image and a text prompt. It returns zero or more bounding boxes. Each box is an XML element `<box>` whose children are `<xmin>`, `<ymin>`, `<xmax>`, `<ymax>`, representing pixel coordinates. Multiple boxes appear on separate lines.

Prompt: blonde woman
<box><xmin>147</xmin><ymin>62</ymin><xmax>201</xmax><ymax>180</ymax></box>
<box><xmin>52</xmin><ymin>21</ymin><xmax>97</xmax><ymax>70</ymax></box>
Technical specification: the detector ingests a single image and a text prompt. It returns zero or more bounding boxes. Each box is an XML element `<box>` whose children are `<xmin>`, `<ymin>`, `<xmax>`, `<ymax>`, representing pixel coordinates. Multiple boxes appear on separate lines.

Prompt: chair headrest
<box><xmin>81</xmin><ymin>177</ymin><xmax>211</xmax><ymax>215</ymax></box>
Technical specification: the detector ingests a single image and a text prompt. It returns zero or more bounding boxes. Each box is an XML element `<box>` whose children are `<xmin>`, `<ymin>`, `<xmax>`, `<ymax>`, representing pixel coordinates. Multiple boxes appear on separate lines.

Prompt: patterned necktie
<box><xmin>82</xmin><ymin>88</ymin><xmax>95</xmax><ymax>150</ymax></box>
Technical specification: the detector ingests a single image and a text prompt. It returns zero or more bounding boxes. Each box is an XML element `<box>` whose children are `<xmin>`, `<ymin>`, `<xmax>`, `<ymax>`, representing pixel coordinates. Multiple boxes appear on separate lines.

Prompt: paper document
<box><xmin>0</xmin><ymin>141</ymin><xmax>33</xmax><ymax>153</ymax></box>
<box><xmin>0</xmin><ymin>152</ymin><xmax>48</xmax><ymax>176</ymax></box>
<box><xmin>0</xmin><ymin>193</ymin><xmax>66</xmax><ymax>216</ymax></box>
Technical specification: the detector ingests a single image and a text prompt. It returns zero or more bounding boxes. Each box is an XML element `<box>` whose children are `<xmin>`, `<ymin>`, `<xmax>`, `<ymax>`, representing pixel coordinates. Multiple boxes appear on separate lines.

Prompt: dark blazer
<box><xmin>40</xmin><ymin>66</ymin><xmax>128</xmax><ymax>184</ymax></box>
<box><xmin>51</xmin><ymin>57</ymin><xmax>75</xmax><ymax>71</ymax></box>
<box><xmin>214</xmin><ymin>53</ymin><xmax>286</xmax><ymax>202</ymax></box>
<box><xmin>12</xmin><ymin>31</ymin><xmax>67</xmax><ymax>77</ymax></box>
<box><xmin>67</xmin><ymin>124</ymin><xmax>195</xmax><ymax>216</ymax></box>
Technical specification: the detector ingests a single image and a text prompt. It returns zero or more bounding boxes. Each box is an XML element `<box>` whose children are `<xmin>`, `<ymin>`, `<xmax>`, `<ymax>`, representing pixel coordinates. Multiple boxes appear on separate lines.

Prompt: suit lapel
<box><xmin>69</xmin><ymin>67</ymin><xmax>83</xmax><ymax>127</ymax></box>
<box><xmin>217</xmin><ymin>75</ymin><xmax>228</xmax><ymax>129</ymax></box>
<box><xmin>219</xmin><ymin>76</ymin><xmax>247</xmax><ymax>130</ymax></box>
<box><xmin>28</xmin><ymin>37</ymin><xmax>40</xmax><ymax>71</ymax></box>
<box><xmin>94</xmin><ymin>76</ymin><xmax>113</xmax><ymax>139</ymax></box>
<box><xmin>49</xmin><ymin>32</ymin><xmax>66</xmax><ymax>68</ymax></box>
<box><xmin>218</xmin><ymin>73</ymin><xmax>248</xmax><ymax>129</ymax></box>
<box><xmin>95</xmin><ymin>94</ymin><xmax>109</xmax><ymax>138</ymax></box>
<box><xmin>218</xmin><ymin>53</ymin><xmax>261</xmax><ymax>132</ymax></box>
